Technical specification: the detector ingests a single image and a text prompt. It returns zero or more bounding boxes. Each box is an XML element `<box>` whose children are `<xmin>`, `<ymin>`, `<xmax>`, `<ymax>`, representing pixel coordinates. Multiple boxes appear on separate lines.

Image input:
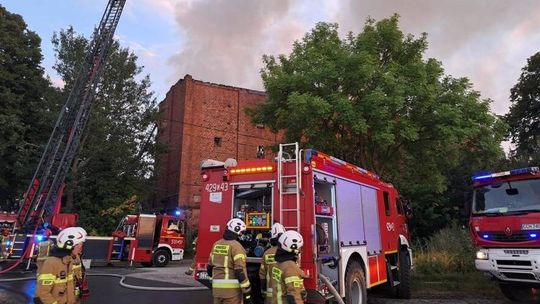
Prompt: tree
<box><xmin>506</xmin><ymin>52</ymin><xmax>540</xmax><ymax>164</ymax></box>
<box><xmin>51</xmin><ymin>27</ymin><xmax>158</xmax><ymax>234</ymax></box>
<box><xmin>0</xmin><ymin>5</ymin><xmax>58</xmax><ymax>209</ymax></box>
<box><xmin>250</xmin><ymin>16</ymin><xmax>505</xmax><ymax>236</ymax></box>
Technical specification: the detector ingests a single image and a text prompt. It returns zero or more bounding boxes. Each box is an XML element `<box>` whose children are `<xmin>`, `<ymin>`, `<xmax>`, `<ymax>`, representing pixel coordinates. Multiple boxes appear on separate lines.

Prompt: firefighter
<box><xmin>0</xmin><ymin>229</ymin><xmax>10</xmax><ymax>261</ymax></box>
<box><xmin>34</xmin><ymin>226</ymin><xmax>87</xmax><ymax>304</ymax></box>
<box><xmin>259</xmin><ymin>223</ymin><xmax>285</xmax><ymax>303</ymax></box>
<box><xmin>271</xmin><ymin>230</ymin><xmax>306</xmax><ymax>304</ymax></box>
<box><xmin>185</xmin><ymin>234</ymin><xmax>198</xmax><ymax>275</ymax></box>
<box><xmin>36</xmin><ymin>229</ymin><xmax>53</xmax><ymax>271</ymax></box>
<box><xmin>208</xmin><ymin>218</ymin><xmax>252</xmax><ymax>304</ymax></box>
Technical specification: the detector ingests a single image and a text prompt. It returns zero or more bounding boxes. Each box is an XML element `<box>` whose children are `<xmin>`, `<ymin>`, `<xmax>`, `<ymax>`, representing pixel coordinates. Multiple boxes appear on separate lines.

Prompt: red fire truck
<box><xmin>1</xmin><ymin>212</ymin><xmax>185</xmax><ymax>267</ymax></box>
<box><xmin>194</xmin><ymin>143</ymin><xmax>412</xmax><ymax>303</ymax></box>
<box><xmin>470</xmin><ymin>166</ymin><xmax>540</xmax><ymax>301</ymax></box>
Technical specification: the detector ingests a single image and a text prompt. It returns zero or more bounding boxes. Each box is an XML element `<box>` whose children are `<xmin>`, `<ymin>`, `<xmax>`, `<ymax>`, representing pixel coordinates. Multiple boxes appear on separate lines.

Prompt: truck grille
<box><xmin>497</xmin><ymin>260</ymin><xmax>532</xmax><ymax>267</ymax></box>
<box><xmin>501</xmin><ymin>272</ymin><xmax>537</xmax><ymax>281</ymax></box>
<box><xmin>485</xmin><ymin>231</ymin><xmax>532</xmax><ymax>242</ymax></box>
<box><xmin>504</xmin><ymin>249</ymin><xmax>529</xmax><ymax>255</ymax></box>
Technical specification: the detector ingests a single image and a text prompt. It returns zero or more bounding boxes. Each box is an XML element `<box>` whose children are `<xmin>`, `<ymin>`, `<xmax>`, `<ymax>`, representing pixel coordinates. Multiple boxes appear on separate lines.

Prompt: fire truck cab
<box><xmin>195</xmin><ymin>143</ymin><xmax>412</xmax><ymax>303</ymax></box>
<box><xmin>470</xmin><ymin>166</ymin><xmax>540</xmax><ymax>300</ymax></box>
<box><xmin>92</xmin><ymin>212</ymin><xmax>186</xmax><ymax>267</ymax></box>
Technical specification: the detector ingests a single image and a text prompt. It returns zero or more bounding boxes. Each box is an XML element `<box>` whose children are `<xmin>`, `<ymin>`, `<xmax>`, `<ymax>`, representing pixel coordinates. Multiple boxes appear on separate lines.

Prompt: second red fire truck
<box><xmin>194</xmin><ymin>143</ymin><xmax>413</xmax><ymax>304</ymax></box>
<box><xmin>470</xmin><ymin>166</ymin><xmax>540</xmax><ymax>301</ymax></box>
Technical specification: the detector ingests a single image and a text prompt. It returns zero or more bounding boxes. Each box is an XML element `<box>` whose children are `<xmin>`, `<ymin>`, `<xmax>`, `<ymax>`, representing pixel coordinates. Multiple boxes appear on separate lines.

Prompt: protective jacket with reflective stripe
<box><xmin>209</xmin><ymin>238</ymin><xmax>250</xmax><ymax>299</ymax></box>
<box><xmin>34</xmin><ymin>249</ymin><xmax>78</xmax><ymax>304</ymax></box>
<box><xmin>259</xmin><ymin>246</ymin><xmax>277</xmax><ymax>298</ymax></box>
<box><xmin>271</xmin><ymin>260</ymin><xmax>305</xmax><ymax>304</ymax></box>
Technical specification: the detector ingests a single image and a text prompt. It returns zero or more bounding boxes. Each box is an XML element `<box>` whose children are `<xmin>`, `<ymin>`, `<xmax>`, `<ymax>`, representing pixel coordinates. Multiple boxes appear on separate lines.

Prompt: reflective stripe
<box><xmin>264</xmin><ymin>254</ymin><xmax>275</xmax><ymax>264</ymax></box>
<box><xmin>37</xmin><ymin>273</ymin><xmax>74</xmax><ymax>285</ymax></box>
<box><xmin>212</xmin><ymin>279</ymin><xmax>240</xmax><ymax>289</ymax></box>
<box><xmin>212</xmin><ymin>244</ymin><xmax>230</xmax><ymax>255</ymax></box>
<box><xmin>233</xmin><ymin>253</ymin><xmax>246</xmax><ymax>261</ymax></box>
<box><xmin>284</xmin><ymin>276</ymin><xmax>302</xmax><ymax>284</ymax></box>
<box><xmin>37</xmin><ymin>274</ymin><xmax>56</xmax><ymax>281</ymax></box>
<box><xmin>271</xmin><ymin>267</ymin><xmax>282</xmax><ymax>282</ymax></box>
<box><xmin>224</xmin><ymin>255</ymin><xmax>229</xmax><ymax>279</ymax></box>
<box><xmin>276</xmin><ymin>283</ymin><xmax>283</xmax><ymax>304</ymax></box>
<box><xmin>73</xmin><ymin>264</ymin><xmax>81</xmax><ymax>270</ymax></box>
<box><xmin>239</xmin><ymin>280</ymin><xmax>250</xmax><ymax>288</ymax></box>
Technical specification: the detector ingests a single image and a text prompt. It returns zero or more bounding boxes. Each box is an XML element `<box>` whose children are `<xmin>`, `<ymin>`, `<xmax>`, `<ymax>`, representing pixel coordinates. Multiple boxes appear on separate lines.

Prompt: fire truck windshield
<box><xmin>473</xmin><ymin>179</ymin><xmax>540</xmax><ymax>215</ymax></box>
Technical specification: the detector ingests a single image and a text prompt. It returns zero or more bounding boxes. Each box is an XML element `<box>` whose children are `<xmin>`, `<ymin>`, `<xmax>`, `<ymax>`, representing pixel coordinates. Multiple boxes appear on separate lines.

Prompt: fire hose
<box><xmin>319</xmin><ymin>274</ymin><xmax>345</xmax><ymax>304</ymax></box>
<box><xmin>0</xmin><ymin>273</ymin><xmax>207</xmax><ymax>291</ymax></box>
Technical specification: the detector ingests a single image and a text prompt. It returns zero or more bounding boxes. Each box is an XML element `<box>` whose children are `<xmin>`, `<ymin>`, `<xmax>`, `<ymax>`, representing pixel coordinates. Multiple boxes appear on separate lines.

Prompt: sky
<box><xmin>3</xmin><ymin>0</ymin><xmax>540</xmax><ymax>117</ymax></box>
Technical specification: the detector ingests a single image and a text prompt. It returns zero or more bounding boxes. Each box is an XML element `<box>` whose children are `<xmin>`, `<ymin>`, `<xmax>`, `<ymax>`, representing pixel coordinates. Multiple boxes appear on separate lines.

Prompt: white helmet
<box><xmin>57</xmin><ymin>227</ymin><xmax>87</xmax><ymax>250</ymax></box>
<box><xmin>270</xmin><ymin>223</ymin><xmax>285</xmax><ymax>239</ymax></box>
<box><xmin>279</xmin><ymin>230</ymin><xmax>304</xmax><ymax>253</ymax></box>
<box><xmin>227</xmin><ymin>218</ymin><xmax>246</xmax><ymax>235</ymax></box>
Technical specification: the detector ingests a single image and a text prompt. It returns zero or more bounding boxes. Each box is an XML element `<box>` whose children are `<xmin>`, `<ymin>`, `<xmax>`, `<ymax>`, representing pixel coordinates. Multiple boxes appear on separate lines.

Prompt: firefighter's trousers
<box><xmin>213</xmin><ymin>294</ymin><xmax>243</xmax><ymax>304</ymax></box>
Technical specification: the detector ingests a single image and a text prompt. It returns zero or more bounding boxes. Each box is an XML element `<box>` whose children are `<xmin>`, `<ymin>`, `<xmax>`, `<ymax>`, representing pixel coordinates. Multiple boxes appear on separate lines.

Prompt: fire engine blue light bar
<box><xmin>472</xmin><ymin>167</ymin><xmax>539</xmax><ymax>182</ymax></box>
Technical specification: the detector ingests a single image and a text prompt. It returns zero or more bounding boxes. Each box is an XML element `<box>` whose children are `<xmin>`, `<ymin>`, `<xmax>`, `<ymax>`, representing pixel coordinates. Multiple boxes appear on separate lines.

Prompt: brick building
<box><xmin>156</xmin><ymin>74</ymin><xmax>278</xmax><ymax>212</ymax></box>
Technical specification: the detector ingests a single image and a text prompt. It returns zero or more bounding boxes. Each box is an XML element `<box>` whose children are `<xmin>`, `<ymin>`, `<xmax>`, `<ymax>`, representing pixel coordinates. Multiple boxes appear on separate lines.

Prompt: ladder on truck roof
<box><xmin>278</xmin><ymin>143</ymin><xmax>302</xmax><ymax>232</ymax></box>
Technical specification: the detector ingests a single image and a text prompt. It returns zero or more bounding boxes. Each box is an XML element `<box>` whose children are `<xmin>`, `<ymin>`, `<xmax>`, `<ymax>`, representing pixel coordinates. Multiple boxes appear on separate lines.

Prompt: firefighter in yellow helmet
<box><xmin>208</xmin><ymin>218</ymin><xmax>252</xmax><ymax>304</ymax></box>
<box><xmin>271</xmin><ymin>230</ymin><xmax>306</xmax><ymax>304</ymax></box>
<box><xmin>34</xmin><ymin>226</ymin><xmax>87</xmax><ymax>304</ymax></box>
<box><xmin>259</xmin><ymin>223</ymin><xmax>285</xmax><ymax>303</ymax></box>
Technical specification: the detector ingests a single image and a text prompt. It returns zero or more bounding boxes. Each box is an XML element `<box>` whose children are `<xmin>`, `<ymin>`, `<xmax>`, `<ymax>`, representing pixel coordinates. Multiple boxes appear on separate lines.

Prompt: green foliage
<box><xmin>250</xmin><ymin>16</ymin><xmax>505</xmax><ymax>237</ymax></box>
<box><xmin>506</xmin><ymin>52</ymin><xmax>540</xmax><ymax>164</ymax></box>
<box><xmin>51</xmin><ymin>27</ymin><xmax>158</xmax><ymax>234</ymax></box>
<box><xmin>0</xmin><ymin>5</ymin><xmax>59</xmax><ymax>208</ymax></box>
<box><xmin>414</xmin><ymin>223</ymin><xmax>476</xmax><ymax>274</ymax></box>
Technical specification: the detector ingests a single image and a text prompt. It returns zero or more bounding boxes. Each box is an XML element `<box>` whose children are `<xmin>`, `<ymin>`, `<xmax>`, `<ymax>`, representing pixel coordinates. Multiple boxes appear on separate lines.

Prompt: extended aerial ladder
<box><xmin>16</xmin><ymin>0</ymin><xmax>127</xmax><ymax>233</ymax></box>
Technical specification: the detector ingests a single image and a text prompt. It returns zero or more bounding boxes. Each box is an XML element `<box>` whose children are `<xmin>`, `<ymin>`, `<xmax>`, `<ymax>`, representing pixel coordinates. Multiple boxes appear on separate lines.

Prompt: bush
<box><xmin>413</xmin><ymin>223</ymin><xmax>476</xmax><ymax>274</ymax></box>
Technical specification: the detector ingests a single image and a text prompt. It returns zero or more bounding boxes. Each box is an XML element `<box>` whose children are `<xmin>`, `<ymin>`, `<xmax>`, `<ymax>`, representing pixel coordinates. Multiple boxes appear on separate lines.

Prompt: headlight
<box><xmin>476</xmin><ymin>250</ymin><xmax>489</xmax><ymax>260</ymax></box>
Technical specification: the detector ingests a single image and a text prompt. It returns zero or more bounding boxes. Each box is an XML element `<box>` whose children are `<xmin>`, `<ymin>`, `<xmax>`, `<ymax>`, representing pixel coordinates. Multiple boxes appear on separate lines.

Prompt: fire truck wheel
<box><xmin>396</xmin><ymin>249</ymin><xmax>411</xmax><ymax>299</ymax></box>
<box><xmin>344</xmin><ymin>261</ymin><xmax>367</xmax><ymax>304</ymax></box>
<box><xmin>152</xmin><ymin>249</ymin><xmax>170</xmax><ymax>267</ymax></box>
<box><xmin>499</xmin><ymin>283</ymin><xmax>536</xmax><ymax>302</ymax></box>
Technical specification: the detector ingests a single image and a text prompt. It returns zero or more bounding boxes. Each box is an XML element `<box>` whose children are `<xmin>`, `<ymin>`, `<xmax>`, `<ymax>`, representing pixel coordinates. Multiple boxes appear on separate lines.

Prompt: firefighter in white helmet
<box><xmin>34</xmin><ymin>226</ymin><xmax>87</xmax><ymax>304</ymax></box>
<box><xmin>208</xmin><ymin>218</ymin><xmax>252</xmax><ymax>304</ymax></box>
<box><xmin>259</xmin><ymin>223</ymin><xmax>285</xmax><ymax>303</ymax></box>
<box><xmin>271</xmin><ymin>230</ymin><xmax>306</xmax><ymax>304</ymax></box>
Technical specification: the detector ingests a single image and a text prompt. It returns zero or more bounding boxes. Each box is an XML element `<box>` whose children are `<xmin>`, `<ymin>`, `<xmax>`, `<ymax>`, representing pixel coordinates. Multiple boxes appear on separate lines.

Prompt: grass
<box><xmin>412</xmin><ymin>271</ymin><xmax>501</xmax><ymax>298</ymax></box>
<box><xmin>411</xmin><ymin>223</ymin><xmax>501</xmax><ymax>298</ymax></box>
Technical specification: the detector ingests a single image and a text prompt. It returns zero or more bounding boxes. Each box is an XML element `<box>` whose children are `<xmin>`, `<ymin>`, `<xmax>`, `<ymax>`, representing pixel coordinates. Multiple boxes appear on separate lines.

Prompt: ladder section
<box><xmin>16</xmin><ymin>0</ymin><xmax>127</xmax><ymax>232</ymax></box>
<box><xmin>278</xmin><ymin>143</ymin><xmax>302</xmax><ymax>231</ymax></box>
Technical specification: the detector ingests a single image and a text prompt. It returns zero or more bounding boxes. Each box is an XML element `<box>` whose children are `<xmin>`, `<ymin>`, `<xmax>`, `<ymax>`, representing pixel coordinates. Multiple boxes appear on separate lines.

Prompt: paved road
<box><xmin>0</xmin><ymin>276</ymin><xmax>213</xmax><ymax>304</ymax></box>
<box><xmin>0</xmin><ymin>261</ymin><xmax>512</xmax><ymax>304</ymax></box>
<box><xmin>0</xmin><ymin>276</ymin><xmax>509</xmax><ymax>304</ymax></box>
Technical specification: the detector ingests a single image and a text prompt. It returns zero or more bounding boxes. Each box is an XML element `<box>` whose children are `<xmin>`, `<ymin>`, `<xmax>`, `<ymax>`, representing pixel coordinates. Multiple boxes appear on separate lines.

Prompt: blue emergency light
<box><xmin>530</xmin><ymin>233</ymin><xmax>538</xmax><ymax>239</ymax></box>
<box><xmin>35</xmin><ymin>235</ymin><xmax>44</xmax><ymax>242</ymax></box>
<box><xmin>472</xmin><ymin>167</ymin><xmax>539</xmax><ymax>182</ymax></box>
<box><xmin>482</xmin><ymin>234</ymin><xmax>489</xmax><ymax>239</ymax></box>
<box><xmin>175</xmin><ymin>210</ymin><xmax>181</xmax><ymax>216</ymax></box>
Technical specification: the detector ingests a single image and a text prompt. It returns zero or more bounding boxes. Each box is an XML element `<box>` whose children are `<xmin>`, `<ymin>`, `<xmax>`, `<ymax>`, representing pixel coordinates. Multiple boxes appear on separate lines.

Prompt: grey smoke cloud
<box><xmin>167</xmin><ymin>0</ymin><xmax>301</xmax><ymax>90</ymax></box>
<box><xmin>166</xmin><ymin>0</ymin><xmax>540</xmax><ymax>115</ymax></box>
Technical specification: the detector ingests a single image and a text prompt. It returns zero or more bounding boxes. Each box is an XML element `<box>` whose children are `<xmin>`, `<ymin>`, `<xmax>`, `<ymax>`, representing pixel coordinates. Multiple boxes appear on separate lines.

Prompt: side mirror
<box><xmin>404</xmin><ymin>200</ymin><xmax>413</xmax><ymax>220</ymax></box>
